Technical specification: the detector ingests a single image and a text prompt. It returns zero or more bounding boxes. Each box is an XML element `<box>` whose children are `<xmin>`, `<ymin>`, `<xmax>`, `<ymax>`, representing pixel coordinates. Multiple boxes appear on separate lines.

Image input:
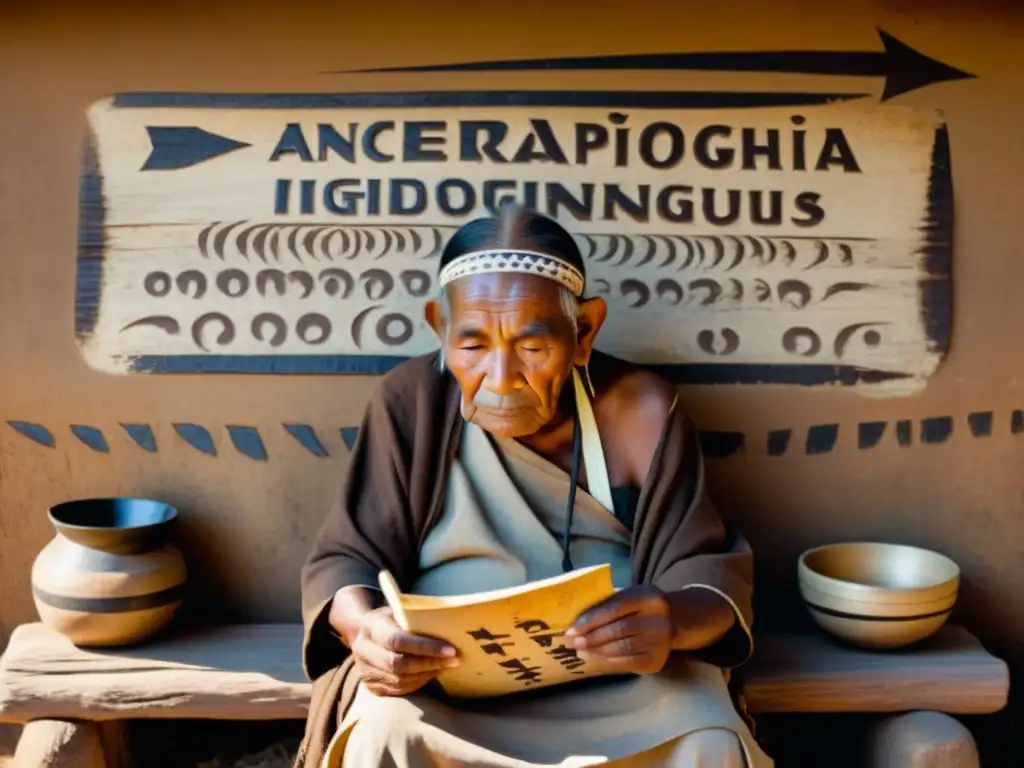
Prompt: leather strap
<box><xmin>572</xmin><ymin>367</ymin><xmax>614</xmax><ymax>513</ymax></box>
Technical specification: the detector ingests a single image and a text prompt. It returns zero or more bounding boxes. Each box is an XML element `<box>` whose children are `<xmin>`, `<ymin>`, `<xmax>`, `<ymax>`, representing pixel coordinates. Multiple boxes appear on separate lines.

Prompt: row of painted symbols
<box><xmin>5</xmin><ymin>411</ymin><xmax>1021</xmax><ymax>460</ymax></box>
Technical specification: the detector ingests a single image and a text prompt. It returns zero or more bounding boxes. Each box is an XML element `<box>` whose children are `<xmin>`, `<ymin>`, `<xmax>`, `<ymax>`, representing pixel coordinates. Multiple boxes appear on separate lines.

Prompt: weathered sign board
<box><xmin>75</xmin><ymin>92</ymin><xmax>952</xmax><ymax>389</ymax></box>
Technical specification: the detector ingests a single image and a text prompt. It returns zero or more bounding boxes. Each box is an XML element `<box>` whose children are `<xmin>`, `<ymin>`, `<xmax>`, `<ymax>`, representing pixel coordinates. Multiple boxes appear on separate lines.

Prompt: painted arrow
<box><xmin>340</xmin><ymin>28</ymin><xmax>975</xmax><ymax>102</ymax></box>
<box><xmin>141</xmin><ymin>126</ymin><xmax>251</xmax><ymax>171</ymax></box>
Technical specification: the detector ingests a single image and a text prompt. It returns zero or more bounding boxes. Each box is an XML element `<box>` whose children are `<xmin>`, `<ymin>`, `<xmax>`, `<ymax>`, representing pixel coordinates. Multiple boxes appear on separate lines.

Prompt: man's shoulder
<box><xmin>372</xmin><ymin>352</ymin><xmax>450</xmax><ymax>408</ymax></box>
<box><xmin>605</xmin><ymin>370</ymin><xmax>679</xmax><ymax>434</ymax></box>
<box><xmin>591</xmin><ymin>352</ymin><xmax>678</xmax><ymax>423</ymax></box>
<box><xmin>590</xmin><ymin>354</ymin><xmax>686</xmax><ymax>485</ymax></box>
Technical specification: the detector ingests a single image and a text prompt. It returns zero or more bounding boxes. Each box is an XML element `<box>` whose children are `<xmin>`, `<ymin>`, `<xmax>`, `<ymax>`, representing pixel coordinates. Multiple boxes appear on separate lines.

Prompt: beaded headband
<box><xmin>438</xmin><ymin>249</ymin><xmax>585</xmax><ymax>297</ymax></box>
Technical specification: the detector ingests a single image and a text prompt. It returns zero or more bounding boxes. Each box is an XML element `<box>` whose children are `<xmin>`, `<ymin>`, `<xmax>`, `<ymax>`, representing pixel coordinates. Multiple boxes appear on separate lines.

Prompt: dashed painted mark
<box><xmin>8</xmin><ymin>408</ymin><xmax>1023</xmax><ymax>460</ymax></box>
<box><xmin>698</xmin><ymin>431</ymin><xmax>745</xmax><ymax>459</ymax></box>
<box><xmin>858</xmin><ymin>421</ymin><xmax>887</xmax><ymax>449</ymax></box>
<box><xmin>805</xmin><ymin>424</ymin><xmax>839</xmax><ymax>455</ymax></box>
<box><xmin>6</xmin><ymin>421</ymin><xmax>55</xmax><ymax>448</ymax></box>
<box><xmin>121</xmin><ymin>423</ymin><xmax>158</xmax><ymax>452</ymax></box>
<box><xmin>173</xmin><ymin>423</ymin><xmax>217</xmax><ymax>456</ymax></box>
<box><xmin>767</xmin><ymin>430</ymin><xmax>792</xmax><ymax>457</ymax></box>
<box><xmin>70</xmin><ymin>425</ymin><xmax>110</xmax><ymax>453</ymax></box>
<box><xmin>227</xmin><ymin>425</ymin><xmax>268</xmax><ymax>461</ymax></box>
<box><xmin>285</xmin><ymin>423</ymin><xmax>329</xmax><ymax>457</ymax></box>
<box><xmin>968</xmin><ymin>411</ymin><xmax>994</xmax><ymax>438</ymax></box>
<box><xmin>921</xmin><ymin>416</ymin><xmax>953</xmax><ymax>444</ymax></box>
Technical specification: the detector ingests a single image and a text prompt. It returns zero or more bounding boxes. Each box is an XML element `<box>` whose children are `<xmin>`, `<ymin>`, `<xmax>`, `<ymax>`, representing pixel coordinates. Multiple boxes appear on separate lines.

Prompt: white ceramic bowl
<box><xmin>798</xmin><ymin>542</ymin><xmax>960</xmax><ymax>649</ymax></box>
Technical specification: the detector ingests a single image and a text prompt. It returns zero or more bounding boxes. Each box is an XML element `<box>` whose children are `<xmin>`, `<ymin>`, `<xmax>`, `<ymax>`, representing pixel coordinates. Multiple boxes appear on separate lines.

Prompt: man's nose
<box><xmin>483</xmin><ymin>349</ymin><xmax>521</xmax><ymax>396</ymax></box>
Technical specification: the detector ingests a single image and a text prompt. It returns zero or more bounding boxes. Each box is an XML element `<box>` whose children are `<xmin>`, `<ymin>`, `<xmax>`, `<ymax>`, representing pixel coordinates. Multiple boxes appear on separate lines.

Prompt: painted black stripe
<box><xmin>331</xmin><ymin>30</ymin><xmax>976</xmax><ymax>103</ymax></box>
<box><xmin>336</xmin><ymin>30</ymin><xmax>970</xmax><ymax>81</ymax></box>
<box><xmin>33</xmin><ymin>584</ymin><xmax>185</xmax><ymax>614</ymax></box>
<box><xmin>75</xmin><ymin>129</ymin><xmax>105</xmax><ymax>339</ymax></box>
<box><xmin>919</xmin><ymin>124</ymin><xmax>953</xmax><ymax>363</ymax></box>
<box><xmin>126</xmin><ymin>354</ymin><xmax>911</xmax><ymax>387</ymax></box>
<box><xmin>128</xmin><ymin>353</ymin><xmax>408</xmax><ymax>375</ymax></box>
<box><xmin>807</xmin><ymin>603</ymin><xmax>952</xmax><ymax>622</ymax></box>
<box><xmin>112</xmin><ymin>90</ymin><xmax>868</xmax><ymax>110</ymax></box>
<box><xmin>346</xmin><ymin>50</ymin><xmax>890</xmax><ymax>76</ymax></box>
<box><xmin>648</xmin><ymin>364</ymin><xmax>910</xmax><ymax>386</ymax></box>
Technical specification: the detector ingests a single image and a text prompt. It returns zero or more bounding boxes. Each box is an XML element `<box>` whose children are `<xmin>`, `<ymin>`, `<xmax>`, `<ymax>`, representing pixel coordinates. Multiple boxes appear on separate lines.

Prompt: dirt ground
<box><xmin>193</xmin><ymin>738</ymin><xmax>297</xmax><ymax>768</ymax></box>
<box><xmin>139</xmin><ymin>720</ymin><xmax>301</xmax><ymax>767</ymax></box>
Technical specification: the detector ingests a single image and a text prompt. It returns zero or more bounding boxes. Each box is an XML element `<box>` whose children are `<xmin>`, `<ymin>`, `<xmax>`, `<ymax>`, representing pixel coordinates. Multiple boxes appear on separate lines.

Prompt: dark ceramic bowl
<box><xmin>48</xmin><ymin>498</ymin><xmax>178</xmax><ymax>554</ymax></box>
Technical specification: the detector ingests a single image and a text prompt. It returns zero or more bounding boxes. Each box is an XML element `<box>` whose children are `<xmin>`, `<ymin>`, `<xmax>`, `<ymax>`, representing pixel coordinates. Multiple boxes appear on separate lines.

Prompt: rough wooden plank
<box><xmin>1</xmin><ymin>623</ymin><xmax>1008</xmax><ymax>723</ymax></box>
<box><xmin>743</xmin><ymin>626</ymin><xmax>1009</xmax><ymax>714</ymax></box>
<box><xmin>0</xmin><ymin>623</ymin><xmax>310</xmax><ymax>723</ymax></box>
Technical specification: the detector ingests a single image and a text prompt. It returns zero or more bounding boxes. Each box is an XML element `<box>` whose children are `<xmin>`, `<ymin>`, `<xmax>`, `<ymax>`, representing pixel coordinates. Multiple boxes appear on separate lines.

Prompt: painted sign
<box><xmin>76</xmin><ymin>93</ymin><xmax>952</xmax><ymax>389</ymax></box>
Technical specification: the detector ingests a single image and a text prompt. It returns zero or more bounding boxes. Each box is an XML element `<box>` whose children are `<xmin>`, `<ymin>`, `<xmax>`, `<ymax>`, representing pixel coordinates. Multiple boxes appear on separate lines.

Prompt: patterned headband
<box><xmin>438</xmin><ymin>249</ymin><xmax>585</xmax><ymax>297</ymax></box>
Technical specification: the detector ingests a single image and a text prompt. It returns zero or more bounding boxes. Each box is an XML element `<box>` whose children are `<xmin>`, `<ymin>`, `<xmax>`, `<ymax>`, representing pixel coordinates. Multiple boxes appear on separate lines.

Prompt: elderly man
<box><xmin>296</xmin><ymin>206</ymin><xmax>773</xmax><ymax>768</ymax></box>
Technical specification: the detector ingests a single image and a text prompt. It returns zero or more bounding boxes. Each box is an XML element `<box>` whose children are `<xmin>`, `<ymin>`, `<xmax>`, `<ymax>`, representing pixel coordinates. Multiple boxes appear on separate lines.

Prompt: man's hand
<box><xmin>565</xmin><ymin>585</ymin><xmax>673</xmax><ymax>676</ymax></box>
<box><xmin>349</xmin><ymin>606</ymin><xmax>459</xmax><ymax>696</ymax></box>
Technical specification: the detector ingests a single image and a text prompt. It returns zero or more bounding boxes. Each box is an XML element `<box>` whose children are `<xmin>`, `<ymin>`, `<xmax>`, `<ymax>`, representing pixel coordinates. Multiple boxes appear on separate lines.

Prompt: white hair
<box><xmin>436</xmin><ymin>284</ymin><xmax>580</xmax><ymax>371</ymax></box>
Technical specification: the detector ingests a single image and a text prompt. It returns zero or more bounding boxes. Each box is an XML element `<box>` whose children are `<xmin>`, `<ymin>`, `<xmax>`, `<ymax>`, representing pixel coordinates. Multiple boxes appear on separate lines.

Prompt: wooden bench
<box><xmin>0</xmin><ymin>622</ymin><xmax>1009</xmax><ymax>767</ymax></box>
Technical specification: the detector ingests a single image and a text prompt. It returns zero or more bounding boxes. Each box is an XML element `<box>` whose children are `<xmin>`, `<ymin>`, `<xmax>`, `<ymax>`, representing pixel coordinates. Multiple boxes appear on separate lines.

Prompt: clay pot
<box><xmin>31</xmin><ymin>497</ymin><xmax>187</xmax><ymax>646</ymax></box>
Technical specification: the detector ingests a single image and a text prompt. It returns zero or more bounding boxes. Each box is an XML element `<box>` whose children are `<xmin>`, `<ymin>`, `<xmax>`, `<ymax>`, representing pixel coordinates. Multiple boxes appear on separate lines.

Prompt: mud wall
<box><xmin>1</xmin><ymin>0</ymin><xmax>1022</xmax><ymax>750</ymax></box>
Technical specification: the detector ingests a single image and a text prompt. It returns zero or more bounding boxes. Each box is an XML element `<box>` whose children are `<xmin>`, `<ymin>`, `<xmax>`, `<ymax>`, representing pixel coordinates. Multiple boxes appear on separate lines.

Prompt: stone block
<box><xmin>864</xmin><ymin>710</ymin><xmax>979</xmax><ymax>768</ymax></box>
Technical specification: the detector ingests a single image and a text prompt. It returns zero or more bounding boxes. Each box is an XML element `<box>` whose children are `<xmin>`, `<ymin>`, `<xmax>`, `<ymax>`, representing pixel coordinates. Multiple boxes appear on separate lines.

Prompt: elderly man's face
<box><xmin>426</xmin><ymin>273</ymin><xmax>606</xmax><ymax>438</ymax></box>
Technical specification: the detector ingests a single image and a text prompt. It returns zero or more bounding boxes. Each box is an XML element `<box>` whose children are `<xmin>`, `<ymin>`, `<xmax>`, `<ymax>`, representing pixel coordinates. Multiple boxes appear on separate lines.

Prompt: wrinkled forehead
<box><xmin>445</xmin><ymin>273</ymin><xmax>567</xmax><ymax>318</ymax></box>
